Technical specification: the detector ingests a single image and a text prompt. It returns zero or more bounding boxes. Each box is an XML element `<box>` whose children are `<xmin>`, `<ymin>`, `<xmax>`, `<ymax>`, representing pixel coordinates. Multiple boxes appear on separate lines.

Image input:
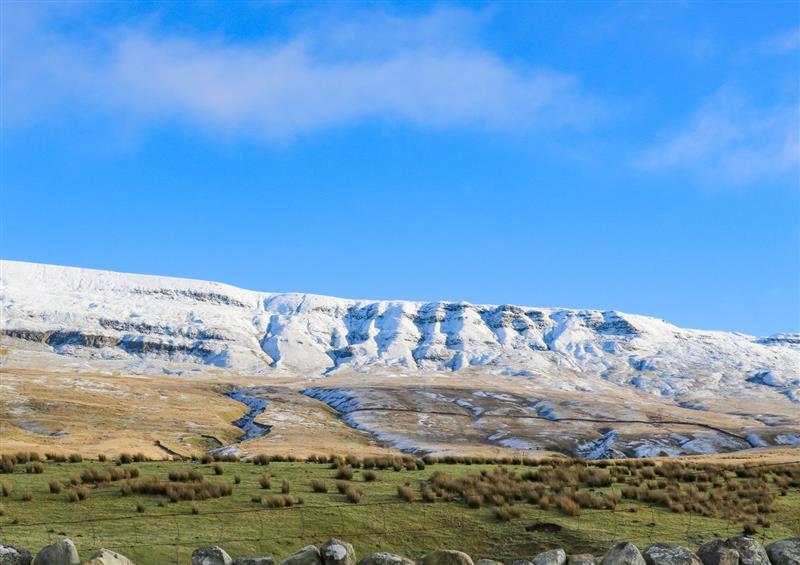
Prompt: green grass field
<box><xmin>0</xmin><ymin>459</ymin><xmax>798</xmax><ymax>565</ymax></box>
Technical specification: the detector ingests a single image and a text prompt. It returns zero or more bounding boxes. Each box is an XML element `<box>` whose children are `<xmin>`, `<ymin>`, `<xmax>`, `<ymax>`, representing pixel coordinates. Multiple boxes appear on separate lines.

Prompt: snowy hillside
<box><xmin>1</xmin><ymin>260</ymin><xmax>798</xmax><ymax>404</ymax></box>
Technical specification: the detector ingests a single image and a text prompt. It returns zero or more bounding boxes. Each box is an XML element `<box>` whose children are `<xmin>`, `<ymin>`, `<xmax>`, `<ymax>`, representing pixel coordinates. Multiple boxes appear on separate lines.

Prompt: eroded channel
<box><xmin>209</xmin><ymin>387</ymin><xmax>272</xmax><ymax>456</ymax></box>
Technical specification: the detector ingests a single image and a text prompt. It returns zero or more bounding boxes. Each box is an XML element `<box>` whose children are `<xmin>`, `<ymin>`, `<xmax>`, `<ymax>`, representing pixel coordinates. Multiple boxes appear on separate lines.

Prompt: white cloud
<box><xmin>1</xmin><ymin>5</ymin><xmax>601</xmax><ymax>140</ymax></box>
<box><xmin>637</xmin><ymin>88</ymin><xmax>799</xmax><ymax>186</ymax></box>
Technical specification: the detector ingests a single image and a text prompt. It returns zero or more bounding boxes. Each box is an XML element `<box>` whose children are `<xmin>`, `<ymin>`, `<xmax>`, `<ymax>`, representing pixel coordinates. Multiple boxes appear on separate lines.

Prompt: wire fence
<box><xmin>1</xmin><ymin>498</ymin><xmax>799</xmax><ymax>565</ymax></box>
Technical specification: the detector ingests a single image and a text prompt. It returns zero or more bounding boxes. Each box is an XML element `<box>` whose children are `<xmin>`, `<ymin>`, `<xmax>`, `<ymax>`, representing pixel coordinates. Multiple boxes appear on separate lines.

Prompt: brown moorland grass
<box><xmin>416</xmin><ymin>458</ymin><xmax>799</xmax><ymax>522</ymax></box>
<box><xmin>336</xmin><ymin>465</ymin><xmax>354</xmax><ymax>480</ymax></box>
<box><xmin>0</xmin><ymin>456</ymin><xmax>797</xmax><ymax>565</ymax></box>
<box><xmin>397</xmin><ymin>485</ymin><xmax>415</xmax><ymax>503</ymax></box>
<box><xmin>344</xmin><ymin>485</ymin><xmax>363</xmax><ymax>503</ymax></box>
<box><xmin>3</xmin><ymin>367</ymin><xmax>799</xmax><ymax>465</ymax></box>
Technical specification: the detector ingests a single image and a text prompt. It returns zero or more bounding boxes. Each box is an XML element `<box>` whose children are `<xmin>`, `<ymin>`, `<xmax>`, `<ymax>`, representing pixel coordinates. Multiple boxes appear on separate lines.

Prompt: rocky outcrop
<box><xmin>279</xmin><ymin>546</ymin><xmax>324</xmax><ymax>565</ymax></box>
<box><xmin>538</xmin><ymin>551</ymin><xmax>567</xmax><ymax>565</ymax></box>
<box><xmin>0</xmin><ymin>544</ymin><xmax>32</xmax><ymax>565</ymax></box>
<box><xmin>7</xmin><ymin>535</ymin><xmax>800</xmax><ymax>565</ymax></box>
<box><xmin>765</xmin><ymin>539</ymin><xmax>800</xmax><ymax>565</ymax></box>
<box><xmin>517</xmin><ymin>550</ymin><xmax>567</xmax><ymax>565</ymax></box>
<box><xmin>724</xmin><ymin>537</ymin><xmax>770</xmax><ymax>565</ymax></box>
<box><xmin>192</xmin><ymin>546</ymin><xmax>233</xmax><ymax>565</ymax></box>
<box><xmin>359</xmin><ymin>554</ymin><xmax>414</xmax><ymax>565</ymax></box>
<box><xmin>4</xmin><ymin>259</ymin><xmax>798</xmax><ymax>414</ymax></box>
<box><xmin>601</xmin><ymin>543</ymin><xmax>646</xmax><ymax>565</ymax></box>
<box><xmin>32</xmin><ymin>539</ymin><xmax>79</xmax><ymax>565</ymax></box>
<box><xmin>83</xmin><ymin>549</ymin><xmax>134</xmax><ymax>565</ymax></box>
<box><xmin>642</xmin><ymin>544</ymin><xmax>702</xmax><ymax>565</ymax></box>
<box><xmin>567</xmin><ymin>557</ymin><xmax>595</xmax><ymax>565</ymax></box>
<box><xmin>419</xmin><ymin>551</ymin><xmax>475</xmax><ymax>565</ymax></box>
<box><xmin>697</xmin><ymin>541</ymin><xmax>738</xmax><ymax>565</ymax></box>
<box><xmin>321</xmin><ymin>540</ymin><xmax>356</xmax><ymax>565</ymax></box>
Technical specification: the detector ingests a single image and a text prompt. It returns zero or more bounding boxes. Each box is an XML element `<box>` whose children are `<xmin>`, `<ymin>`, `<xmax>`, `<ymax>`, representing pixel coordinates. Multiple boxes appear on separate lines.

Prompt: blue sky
<box><xmin>1</xmin><ymin>1</ymin><xmax>798</xmax><ymax>335</ymax></box>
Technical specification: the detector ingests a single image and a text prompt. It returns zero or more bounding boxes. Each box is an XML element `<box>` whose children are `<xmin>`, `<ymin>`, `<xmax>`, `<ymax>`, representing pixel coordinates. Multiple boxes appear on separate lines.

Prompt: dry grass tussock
<box><xmin>344</xmin><ymin>484</ymin><xmax>363</xmax><ymax>503</ymax></box>
<box><xmin>80</xmin><ymin>467</ymin><xmax>139</xmax><ymax>484</ymax></box>
<box><xmin>121</xmin><ymin>476</ymin><xmax>233</xmax><ymax>502</ymax></box>
<box><xmin>263</xmin><ymin>494</ymin><xmax>302</xmax><ymax>508</ymax></box>
<box><xmin>25</xmin><ymin>462</ymin><xmax>44</xmax><ymax>474</ymax></box>
<box><xmin>116</xmin><ymin>453</ymin><xmax>149</xmax><ymax>465</ymax></box>
<box><xmin>415</xmin><ymin>459</ymin><xmax>800</xmax><ymax>524</ymax></box>
<box><xmin>397</xmin><ymin>485</ymin><xmax>415</xmax><ymax>503</ymax></box>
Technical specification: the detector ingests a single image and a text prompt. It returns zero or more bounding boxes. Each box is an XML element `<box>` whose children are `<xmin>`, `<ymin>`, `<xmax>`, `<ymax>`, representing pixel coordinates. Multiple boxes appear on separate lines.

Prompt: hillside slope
<box><xmin>1</xmin><ymin>260</ymin><xmax>798</xmax><ymax>403</ymax></box>
<box><xmin>2</xmin><ymin>260</ymin><xmax>799</xmax><ymax>458</ymax></box>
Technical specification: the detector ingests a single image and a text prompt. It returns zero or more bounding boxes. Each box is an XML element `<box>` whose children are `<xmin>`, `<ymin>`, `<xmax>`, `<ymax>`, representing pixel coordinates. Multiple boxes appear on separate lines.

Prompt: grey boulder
<box><xmin>0</xmin><ymin>544</ymin><xmax>32</xmax><ymax>565</ymax></box>
<box><xmin>33</xmin><ymin>539</ymin><xmax>79</xmax><ymax>565</ymax></box>
<box><xmin>725</xmin><ymin>537</ymin><xmax>769</xmax><ymax>565</ymax></box>
<box><xmin>321</xmin><ymin>540</ymin><xmax>356</xmax><ymax>565</ymax></box>
<box><xmin>233</xmin><ymin>559</ymin><xmax>275</xmax><ymax>565</ymax></box>
<box><xmin>643</xmin><ymin>544</ymin><xmax>701</xmax><ymax>565</ymax></box>
<box><xmin>475</xmin><ymin>561</ymin><xmax>504</xmax><ymax>565</ymax></box>
<box><xmin>568</xmin><ymin>556</ymin><xmax>595</xmax><ymax>565</ymax></box>
<box><xmin>534</xmin><ymin>551</ymin><xmax>567</xmax><ymax>565</ymax></box>
<box><xmin>601</xmin><ymin>543</ymin><xmax>646</xmax><ymax>565</ymax></box>
<box><xmin>192</xmin><ymin>546</ymin><xmax>233</xmax><ymax>565</ymax></box>
<box><xmin>280</xmin><ymin>546</ymin><xmax>324</xmax><ymax>565</ymax></box>
<box><xmin>83</xmin><ymin>549</ymin><xmax>134</xmax><ymax>565</ymax></box>
<box><xmin>360</xmin><ymin>553</ymin><xmax>414</xmax><ymax>565</ymax></box>
<box><xmin>419</xmin><ymin>551</ymin><xmax>474</xmax><ymax>565</ymax></box>
<box><xmin>697</xmin><ymin>541</ymin><xmax>738</xmax><ymax>565</ymax></box>
<box><xmin>765</xmin><ymin>539</ymin><xmax>800</xmax><ymax>565</ymax></box>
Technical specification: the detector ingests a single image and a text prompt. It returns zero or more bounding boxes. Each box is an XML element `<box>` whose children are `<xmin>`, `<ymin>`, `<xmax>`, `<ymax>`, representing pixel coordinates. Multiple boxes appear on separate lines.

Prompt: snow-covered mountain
<box><xmin>1</xmin><ymin>260</ymin><xmax>798</xmax><ymax>404</ymax></box>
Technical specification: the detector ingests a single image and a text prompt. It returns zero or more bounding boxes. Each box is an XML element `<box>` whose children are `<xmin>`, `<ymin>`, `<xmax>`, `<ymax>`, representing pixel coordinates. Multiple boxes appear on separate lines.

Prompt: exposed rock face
<box><xmin>567</xmin><ymin>556</ymin><xmax>595</xmax><ymax>565</ymax></box>
<box><xmin>32</xmin><ymin>539</ymin><xmax>80</xmax><ymax>565</ymax></box>
<box><xmin>233</xmin><ymin>559</ymin><xmax>275</xmax><ymax>565</ymax></box>
<box><xmin>420</xmin><ymin>550</ymin><xmax>475</xmax><ymax>565</ymax></box>
<box><xmin>642</xmin><ymin>545</ymin><xmax>701</xmax><ymax>565</ymax></box>
<box><xmin>765</xmin><ymin>539</ymin><xmax>800</xmax><ymax>565</ymax></box>
<box><xmin>3</xmin><ymin>260</ymin><xmax>798</xmax><ymax>407</ymax></box>
<box><xmin>724</xmin><ymin>537</ymin><xmax>770</xmax><ymax>565</ymax></box>
<box><xmin>279</xmin><ymin>546</ymin><xmax>324</xmax><ymax>565</ymax></box>
<box><xmin>697</xmin><ymin>541</ymin><xmax>739</xmax><ymax>565</ymax></box>
<box><xmin>601</xmin><ymin>543</ymin><xmax>646</xmax><ymax>565</ymax></box>
<box><xmin>475</xmin><ymin>561</ymin><xmax>503</xmax><ymax>565</ymax></box>
<box><xmin>4</xmin><ymin>259</ymin><xmax>799</xmax><ymax>459</ymax></box>
<box><xmin>359</xmin><ymin>553</ymin><xmax>414</xmax><ymax>565</ymax></box>
<box><xmin>83</xmin><ymin>549</ymin><xmax>134</xmax><ymax>565</ymax></box>
<box><xmin>192</xmin><ymin>546</ymin><xmax>233</xmax><ymax>565</ymax></box>
<box><xmin>321</xmin><ymin>540</ymin><xmax>356</xmax><ymax>565</ymax></box>
<box><xmin>0</xmin><ymin>544</ymin><xmax>32</xmax><ymax>565</ymax></box>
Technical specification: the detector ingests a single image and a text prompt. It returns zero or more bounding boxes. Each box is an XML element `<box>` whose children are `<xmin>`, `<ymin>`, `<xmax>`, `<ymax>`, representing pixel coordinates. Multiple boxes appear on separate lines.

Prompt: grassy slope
<box><xmin>0</xmin><ymin>461</ymin><xmax>798</xmax><ymax>565</ymax></box>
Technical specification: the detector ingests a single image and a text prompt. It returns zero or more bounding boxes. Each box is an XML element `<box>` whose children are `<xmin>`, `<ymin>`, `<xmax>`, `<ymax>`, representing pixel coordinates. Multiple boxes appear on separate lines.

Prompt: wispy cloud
<box><xmin>754</xmin><ymin>27</ymin><xmax>800</xmax><ymax>55</ymax></box>
<box><xmin>637</xmin><ymin>88</ymin><xmax>799</xmax><ymax>186</ymax></box>
<box><xmin>2</xmin><ymin>5</ymin><xmax>601</xmax><ymax>140</ymax></box>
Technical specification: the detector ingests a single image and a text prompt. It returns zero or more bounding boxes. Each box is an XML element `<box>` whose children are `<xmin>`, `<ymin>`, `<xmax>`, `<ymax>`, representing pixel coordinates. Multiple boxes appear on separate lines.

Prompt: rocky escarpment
<box><xmin>1</xmin><ymin>260</ymin><xmax>798</xmax><ymax>406</ymax></box>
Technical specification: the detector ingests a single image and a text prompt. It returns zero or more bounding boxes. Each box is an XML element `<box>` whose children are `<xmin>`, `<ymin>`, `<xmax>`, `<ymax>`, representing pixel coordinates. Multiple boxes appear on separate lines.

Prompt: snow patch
<box><xmin>2</xmin><ymin>260</ymin><xmax>797</xmax><ymax>404</ymax></box>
